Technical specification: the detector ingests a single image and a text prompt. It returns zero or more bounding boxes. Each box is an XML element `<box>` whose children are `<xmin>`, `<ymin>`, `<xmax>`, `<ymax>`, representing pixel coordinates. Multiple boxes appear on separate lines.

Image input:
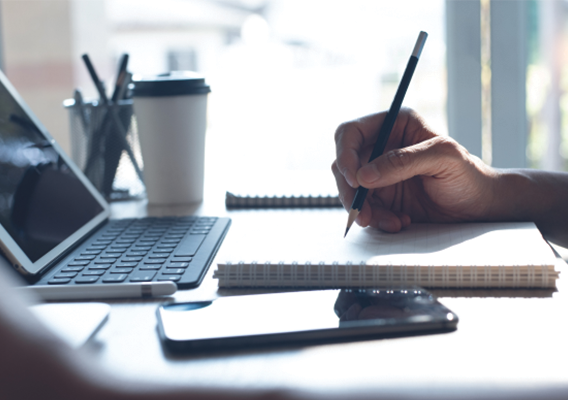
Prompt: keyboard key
<box><xmin>103</xmin><ymin>252</ymin><xmax>123</xmax><ymax>258</ymax></box>
<box><xmin>121</xmin><ymin>256</ymin><xmax>143</xmax><ymax>262</ymax></box>
<box><xmin>103</xmin><ymin>274</ymin><xmax>127</xmax><ymax>283</ymax></box>
<box><xmin>129</xmin><ymin>271</ymin><xmax>156</xmax><ymax>282</ymax></box>
<box><xmin>110</xmin><ymin>267</ymin><xmax>134</xmax><ymax>274</ymax></box>
<box><xmin>160</xmin><ymin>239</ymin><xmax>181</xmax><ymax>244</ymax></box>
<box><xmin>54</xmin><ymin>272</ymin><xmax>78</xmax><ymax>278</ymax></box>
<box><xmin>172</xmin><ymin>257</ymin><xmax>192</xmax><ymax>262</ymax></box>
<box><xmin>75</xmin><ymin>276</ymin><xmax>100</xmax><ymax>284</ymax></box>
<box><xmin>73</xmin><ymin>254</ymin><xmax>93</xmax><ymax>261</ymax></box>
<box><xmin>157</xmin><ymin>244</ymin><xmax>176</xmax><ymax>249</ymax></box>
<box><xmin>62</xmin><ymin>266</ymin><xmax>85</xmax><ymax>272</ymax></box>
<box><xmin>48</xmin><ymin>278</ymin><xmax>72</xmax><ymax>284</ymax></box>
<box><xmin>169</xmin><ymin>229</ymin><xmax>189</xmax><ymax>234</ymax></box>
<box><xmin>151</xmin><ymin>253</ymin><xmax>172</xmax><ymax>259</ymax></box>
<box><xmin>116</xmin><ymin>262</ymin><xmax>138</xmax><ymax>268</ymax></box>
<box><xmin>158</xmin><ymin>275</ymin><xmax>181</xmax><ymax>282</ymax></box>
<box><xmin>143</xmin><ymin>259</ymin><xmax>166</xmax><ymax>265</ymax></box>
<box><xmin>81</xmin><ymin>250</ymin><xmax>102</xmax><ymax>255</ymax></box>
<box><xmin>196</xmin><ymin>221</ymin><xmax>213</xmax><ymax>226</ymax></box>
<box><xmin>152</xmin><ymin>248</ymin><xmax>173</xmax><ymax>254</ymax></box>
<box><xmin>138</xmin><ymin>239</ymin><xmax>158</xmax><ymax>243</ymax></box>
<box><xmin>82</xmin><ymin>270</ymin><xmax>105</xmax><ymax>276</ymax></box>
<box><xmin>145</xmin><ymin>233</ymin><xmax>165</xmax><ymax>238</ymax></box>
<box><xmin>191</xmin><ymin>230</ymin><xmax>210</xmax><ymax>235</ymax></box>
<box><xmin>162</xmin><ymin>268</ymin><xmax>185</xmax><ymax>275</ymax></box>
<box><xmin>87</xmin><ymin>245</ymin><xmax>107</xmax><ymax>250</ymax></box>
<box><xmin>68</xmin><ymin>261</ymin><xmax>90</xmax><ymax>266</ymax></box>
<box><xmin>107</xmin><ymin>228</ymin><xmax>126</xmax><ymax>233</ymax></box>
<box><xmin>140</xmin><ymin>265</ymin><xmax>161</xmax><ymax>270</ymax></box>
<box><xmin>164</xmin><ymin>234</ymin><xmax>185</xmax><ymax>239</ymax></box>
<box><xmin>168</xmin><ymin>262</ymin><xmax>189</xmax><ymax>268</ymax></box>
<box><xmin>107</xmin><ymin>248</ymin><xmax>127</xmax><ymax>254</ymax></box>
<box><xmin>122</xmin><ymin>234</ymin><xmax>141</xmax><ymax>238</ymax></box>
<box><xmin>142</xmin><ymin>234</ymin><xmax>163</xmax><ymax>239</ymax></box>
<box><xmin>95</xmin><ymin>258</ymin><xmax>117</xmax><ymax>264</ymax></box>
<box><xmin>88</xmin><ymin>264</ymin><xmax>112</xmax><ymax>270</ymax></box>
<box><xmin>126</xmin><ymin>251</ymin><xmax>147</xmax><ymax>257</ymax></box>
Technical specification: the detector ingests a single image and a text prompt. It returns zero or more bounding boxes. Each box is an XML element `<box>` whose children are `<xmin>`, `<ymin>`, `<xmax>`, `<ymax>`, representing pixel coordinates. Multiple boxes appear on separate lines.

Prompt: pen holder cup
<box><xmin>64</xmin><ymin>99</ymin><xmax>145</xmax><ymax>201</ymax></box>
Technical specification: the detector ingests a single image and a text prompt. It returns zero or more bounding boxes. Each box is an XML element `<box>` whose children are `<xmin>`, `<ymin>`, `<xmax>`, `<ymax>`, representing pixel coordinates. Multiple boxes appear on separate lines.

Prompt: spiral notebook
<box><xmin>225</xmin><ymin>170</ymin><xmax>342</xmax><ymax>208</ymax></box>
<box><xmin>214</xmin><ymin>221</ymin><xmax>560</xmax><ymax>289</ymax></box>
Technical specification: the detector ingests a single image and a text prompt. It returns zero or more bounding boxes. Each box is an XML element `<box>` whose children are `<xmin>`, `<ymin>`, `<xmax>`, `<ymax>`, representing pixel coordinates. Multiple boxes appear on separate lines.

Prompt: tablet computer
<box><xmin>156</xmin><ymin>288</ymin><xmax>458</xmax><ymax>352</ymax></box>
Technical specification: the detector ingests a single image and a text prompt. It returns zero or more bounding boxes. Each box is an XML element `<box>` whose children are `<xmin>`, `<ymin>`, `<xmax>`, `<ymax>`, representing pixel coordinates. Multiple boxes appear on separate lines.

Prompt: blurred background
<box><xmin>0</xmin><ymin>0</ymin><xmax>564</xmax><ymax>180</ymax></box>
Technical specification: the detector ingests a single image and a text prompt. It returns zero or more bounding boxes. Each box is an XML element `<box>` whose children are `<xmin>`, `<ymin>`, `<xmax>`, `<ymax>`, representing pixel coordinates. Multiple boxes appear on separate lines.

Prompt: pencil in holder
<box><xmin>64</xmin><ymin>99</ymin><xmax>145</xmax><ymax>201</ymax></box>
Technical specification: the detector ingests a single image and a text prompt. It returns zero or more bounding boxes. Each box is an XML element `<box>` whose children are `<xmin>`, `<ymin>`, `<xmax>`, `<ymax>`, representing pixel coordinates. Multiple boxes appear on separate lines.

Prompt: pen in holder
<box><xmin>64</xmin><ymin>98</ymin><xmax>145</xmax><ymax>201</ymax></box>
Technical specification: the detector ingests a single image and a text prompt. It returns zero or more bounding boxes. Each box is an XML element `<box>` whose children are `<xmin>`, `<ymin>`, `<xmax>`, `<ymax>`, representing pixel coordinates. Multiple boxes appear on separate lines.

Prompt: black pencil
<box><xmin>111</xmin><ymin>53</ymin><xmax>129</xmax><ymax>103</ymax></box>
<box><xmin>81</xmin><ymin>54</ymin><xmax>109</xmax><ymax>104</ymax></box>
<box><xmin>344</xmin><ymin>31</ymin><xmax>428</xmax><ymax>238</ymax></box>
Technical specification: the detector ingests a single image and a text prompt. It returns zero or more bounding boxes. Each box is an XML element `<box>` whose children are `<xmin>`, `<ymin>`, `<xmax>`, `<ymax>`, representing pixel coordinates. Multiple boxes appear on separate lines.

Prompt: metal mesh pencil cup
<box><xmin>64</xmin><ymin>99</ymin><xmax>145</xmax><ymax>201</ymax></box>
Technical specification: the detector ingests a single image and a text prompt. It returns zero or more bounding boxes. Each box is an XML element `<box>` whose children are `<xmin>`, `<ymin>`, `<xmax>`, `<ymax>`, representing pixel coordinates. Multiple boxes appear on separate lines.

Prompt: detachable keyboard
<box><xmin>36</xmin><ymin>216</ymin><xmax>231</xmax><ymax>289</ymax></box>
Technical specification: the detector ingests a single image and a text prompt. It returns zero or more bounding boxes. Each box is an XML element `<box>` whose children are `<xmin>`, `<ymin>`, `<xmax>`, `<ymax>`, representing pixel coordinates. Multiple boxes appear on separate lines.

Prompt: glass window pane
<box><xmin>2</xmin><ymin>0</ymin><xmax>447</xmax><ymax>183</ymax></box>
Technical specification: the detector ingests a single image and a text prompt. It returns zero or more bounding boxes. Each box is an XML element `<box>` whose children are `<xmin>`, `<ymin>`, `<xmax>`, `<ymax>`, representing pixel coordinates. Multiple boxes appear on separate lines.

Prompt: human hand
<box><xmin>332</xmin><ymin>108</ymin><xmax>498</xmax><ymax>232</ymax></box>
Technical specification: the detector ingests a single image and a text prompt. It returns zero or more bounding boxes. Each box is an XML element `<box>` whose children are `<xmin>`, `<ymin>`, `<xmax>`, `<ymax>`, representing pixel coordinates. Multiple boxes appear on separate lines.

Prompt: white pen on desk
<box><xmin>18</xmin><ymin>282</ymin><xmax>177</xmax><ymax>301</ymax></box>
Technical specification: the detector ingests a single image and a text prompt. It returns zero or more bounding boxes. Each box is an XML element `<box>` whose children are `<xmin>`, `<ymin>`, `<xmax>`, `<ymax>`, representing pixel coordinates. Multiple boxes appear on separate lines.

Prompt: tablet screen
<box><xmin>0</xmin><ymin>72</ymin><xmax>107</xmax><ymax>271</ymax></box>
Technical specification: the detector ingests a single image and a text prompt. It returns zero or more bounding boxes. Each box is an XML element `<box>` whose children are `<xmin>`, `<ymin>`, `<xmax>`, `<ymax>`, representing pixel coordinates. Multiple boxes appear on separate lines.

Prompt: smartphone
<box><xmin>156</xmin><ymin>288</ymin><xmax>458</xmax><ymax>353</ymax></box>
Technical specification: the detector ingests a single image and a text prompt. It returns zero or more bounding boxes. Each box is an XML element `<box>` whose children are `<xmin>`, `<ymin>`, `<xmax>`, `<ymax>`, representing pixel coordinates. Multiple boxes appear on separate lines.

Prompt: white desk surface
<box><xmin>81</xmin><ymin>190</ymin><xmax>568</xmax><ymax>398</ymax></box>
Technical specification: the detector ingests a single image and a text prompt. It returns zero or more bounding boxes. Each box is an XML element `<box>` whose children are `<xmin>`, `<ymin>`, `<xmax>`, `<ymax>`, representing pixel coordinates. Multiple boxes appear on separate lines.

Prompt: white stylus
<box><xmin>18</xmin><ymin>281</ymin><xmax>177</xmax><ymax>300</ymax></box>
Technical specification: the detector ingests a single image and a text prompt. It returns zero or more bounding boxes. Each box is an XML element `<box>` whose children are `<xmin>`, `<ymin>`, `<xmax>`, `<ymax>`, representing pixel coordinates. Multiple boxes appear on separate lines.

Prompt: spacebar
<box><xmin>175</xmin><ymin>234</ymin><xmax>206</xmax><ymax>257</ymax></box>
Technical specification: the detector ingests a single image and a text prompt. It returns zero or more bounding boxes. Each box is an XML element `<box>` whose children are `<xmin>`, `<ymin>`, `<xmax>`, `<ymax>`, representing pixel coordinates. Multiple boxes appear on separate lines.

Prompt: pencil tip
<box><xmin>344</xmin><ymin>208</ymin><xmax>359</xmax><ymax>239</ymax></box>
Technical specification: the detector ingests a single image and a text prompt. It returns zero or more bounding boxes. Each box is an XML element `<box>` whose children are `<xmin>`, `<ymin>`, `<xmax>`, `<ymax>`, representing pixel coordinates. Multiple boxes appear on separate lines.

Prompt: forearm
<box><xmin>489</xmin><ymin>169</ymin><xmax>568</xmax><ymax>245</ymax></box>
<box><xmin>0</xmin><ymin>270</ymin><xmax>294</xmax><ymax>400</ymax></box>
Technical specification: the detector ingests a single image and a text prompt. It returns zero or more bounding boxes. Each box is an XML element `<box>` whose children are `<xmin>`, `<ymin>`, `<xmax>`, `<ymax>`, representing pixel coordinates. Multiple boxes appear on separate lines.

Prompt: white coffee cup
<box><xmin>131</xmin><ymin>71</ymin><xmax>210</xmax><ymax>205</ymax></box>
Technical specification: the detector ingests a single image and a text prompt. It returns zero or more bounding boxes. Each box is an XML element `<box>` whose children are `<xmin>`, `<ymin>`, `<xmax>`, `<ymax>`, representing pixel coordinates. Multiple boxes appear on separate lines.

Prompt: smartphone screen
<box><xmin>157</xmin><ymin>288</ymin><xmax>458</xmax><ymax>352</ymax></box>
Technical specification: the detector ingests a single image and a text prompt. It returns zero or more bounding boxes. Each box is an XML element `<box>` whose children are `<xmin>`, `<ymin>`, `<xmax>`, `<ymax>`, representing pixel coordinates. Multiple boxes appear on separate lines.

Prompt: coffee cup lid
<box><xmin>131</xmin><ymin>71</ymin><xmax>211</xmax><ymax>97</ymax></box>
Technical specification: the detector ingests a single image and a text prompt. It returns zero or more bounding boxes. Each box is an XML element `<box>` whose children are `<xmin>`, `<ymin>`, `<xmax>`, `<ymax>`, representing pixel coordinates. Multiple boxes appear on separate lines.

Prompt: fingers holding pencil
<box><xmin>334</xmin><ymin>112</ymin><xmax>390</xmax><ymax>189</ymax></box>
<box><xmin>332</xmin><ymin>157</ymin><xmax>410</xmax><ymax>232</ymax></box>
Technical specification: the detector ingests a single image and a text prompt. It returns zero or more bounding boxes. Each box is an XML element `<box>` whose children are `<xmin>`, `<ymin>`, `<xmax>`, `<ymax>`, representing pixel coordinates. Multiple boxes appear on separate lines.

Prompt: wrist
<box><xmin>488</xmin><ymin>169</ymin><xmax>568</xmax><ymax>240</ymax></box>
<box><xmin>487</xmin><ymin>169</ymin><xmax>532</xmax><ymax>222</ymax></box>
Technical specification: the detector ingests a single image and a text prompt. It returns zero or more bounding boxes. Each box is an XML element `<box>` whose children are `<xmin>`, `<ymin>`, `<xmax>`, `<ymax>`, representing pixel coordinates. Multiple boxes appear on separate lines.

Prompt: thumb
<box><xmin>356</xmin><ymin>136</ymin><xmax>465</xmax><ymax>189</ymax></box>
